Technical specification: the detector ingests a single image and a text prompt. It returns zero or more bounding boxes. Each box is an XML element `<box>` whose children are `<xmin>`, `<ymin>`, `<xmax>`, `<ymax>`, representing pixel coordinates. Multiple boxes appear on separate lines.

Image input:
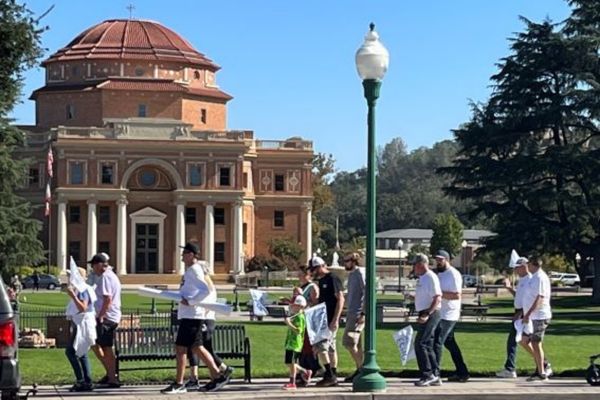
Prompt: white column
<box><xmin>116</xmin><ymin>197</ymin><xmax>128</xmax><ymax>275</ymax></box>
<box><xmin>175</xmin><ymin>202</ymin><xmax>186</xmax><ymax>275</ymax></box>
<box><xmin>305</xmin><ymin>202</ymin><xmax>313</xmax><ymax>262</ymax></box>
<box><xmin>57</xmin><ymin>200</ymin><xmax>67</xmax><ymax>273</ymax></box>
<box><xmin>87</xmin><ymin>200</ymin><xmax>97</xmax><ymax>261</ymax></box>
<box><xmin>204</xmin><ymin>203</ymin><xmax>215</xmax><ymax>275</ymax></box>
<box><xmin>233</xmin><ymin>201</ymin><xmax>244</xmax><ymax>275</ymax></box>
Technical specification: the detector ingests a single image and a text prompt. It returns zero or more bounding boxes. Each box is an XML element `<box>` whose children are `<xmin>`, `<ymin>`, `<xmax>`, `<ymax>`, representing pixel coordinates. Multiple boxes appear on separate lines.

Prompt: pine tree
<box><xmin>443</xmin><ymin>8</ymin><xmax>600</xmax><ymax>302</ymax></box>
<box><xmin>0</xmin><ymin>0</ymin><xmax>45</xmax><ymax>273</ymax></box>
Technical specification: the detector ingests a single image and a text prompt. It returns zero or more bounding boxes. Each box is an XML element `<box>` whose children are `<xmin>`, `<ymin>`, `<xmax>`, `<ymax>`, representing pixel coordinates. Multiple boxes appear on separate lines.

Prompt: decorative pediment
<box><xmin>129</xmin><ymin>207</ymin><xmax>167</xmax><ymax>220</ymax></box>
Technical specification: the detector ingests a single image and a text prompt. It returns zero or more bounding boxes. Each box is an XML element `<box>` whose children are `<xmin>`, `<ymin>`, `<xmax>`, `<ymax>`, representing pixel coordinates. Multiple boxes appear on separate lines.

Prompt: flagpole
<box><xmin>47</xmin><ymin>176</ymin><xmax>51</xmax><ymax>274</ymax></box>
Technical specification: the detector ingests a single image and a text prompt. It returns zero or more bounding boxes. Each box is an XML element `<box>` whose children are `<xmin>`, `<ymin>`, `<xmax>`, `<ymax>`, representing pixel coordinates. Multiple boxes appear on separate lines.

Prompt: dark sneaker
<box><xmin>96</xmin><ymin>376</ymin><xmax>109</xmax><ymax>385</ymax></box>
<box><xmin>69</xmin><ymin>383</ymin><xmax>93</xmax><ymax>392</ymax></box>
<box><xmin>315</xmin><ymin>375</ymin><xmax>338</xmax><ymax>387</ymax></box>
<box><xmin>106</xmin><ymin>381</ymin><xmax>121</xmax><ymax>388</ymax></box>
<box><xmin>415</xmin><ymin>376</ymin><xmax>438</xmax><ymax>387</ymax></box>
<box><xmin>184</xmin><ymin>379</ymin><xmax>199</xmax><ymax>389</ymax></box>
<box><xmin>204</xmin><ymin>375</ymin><xmax>229</xmax><ymax>392</ymax></box>
<box><xmin>160</xmin><ymin>383</ymin><xmax>187</xmax><ymax>394</ymax></box>
<box><xmin>447</xmin><ymin>375</ymin><xmax>470</xmax><ymax>383</ymax></box>
<box><xmin>344</xmin><ymin>369</ymin><xmax>360</xmax><ymax>383</ymax></box>
<box><xmin>527</xmin><ymin>373</ymin><xmax>549</xmax><ymax>382</ymax></box>
<box><xmin>223</xmin><ymin>366</ymin><xmax>234</xmax><ymax>380</ymax></box>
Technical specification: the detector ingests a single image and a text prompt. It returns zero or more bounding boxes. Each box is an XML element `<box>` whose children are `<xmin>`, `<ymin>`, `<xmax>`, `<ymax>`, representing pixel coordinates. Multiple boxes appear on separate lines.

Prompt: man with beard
<box><xmin>433</xmin><ymin>250</ymin><xmax>469</xmax><ymax>382</ymax></box>
<box><xmin>309</xmin><ymin>256</ymin><xmax>344</xmax><ymax>387</ymax></box>
<box><xmin>341</xmin><ymin>253</ymin><xmax>366</xmax><ymax>383</ymax></box>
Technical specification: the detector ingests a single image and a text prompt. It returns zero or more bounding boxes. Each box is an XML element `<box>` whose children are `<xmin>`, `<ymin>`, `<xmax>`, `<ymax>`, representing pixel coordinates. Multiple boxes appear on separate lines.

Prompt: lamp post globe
<box><xmin>352</xmin><ymin>23</ymin><xmax>388</xmax><ymax>393</ymax></box>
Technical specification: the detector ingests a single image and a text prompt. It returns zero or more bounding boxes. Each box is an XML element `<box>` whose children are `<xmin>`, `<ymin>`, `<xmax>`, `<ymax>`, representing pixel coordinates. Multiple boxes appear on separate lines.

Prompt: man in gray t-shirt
<box><xmin>89</xmin><ymin>253</ymin><xmax>122</xmax><ymax>387</ymax></box>
<box><xmin>342</xmin><ymin>253</ymin><xmax>365</xmax><ymax>383</ymax></box>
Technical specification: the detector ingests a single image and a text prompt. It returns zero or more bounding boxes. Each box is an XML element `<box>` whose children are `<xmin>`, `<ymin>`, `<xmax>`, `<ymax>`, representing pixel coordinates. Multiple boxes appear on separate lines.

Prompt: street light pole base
<box><xmin>352</xmin><ymin>369</ymin><xmax>387</xmax><ymax>392</ymax></box>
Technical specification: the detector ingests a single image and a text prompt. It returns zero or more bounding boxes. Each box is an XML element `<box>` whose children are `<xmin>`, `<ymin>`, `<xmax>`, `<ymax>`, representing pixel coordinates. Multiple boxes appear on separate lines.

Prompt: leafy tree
<box><xmin>0</xmin><ymin>0</ymin><xmax>46</xmax><ymax>275</ymax></box>
<box><xmin>443</xmin><ymin>6</ymin><xmax>600</xmax><ymax>302</ymax></box>
<box><xmin>268</xmin><ymin>237</ymin><xmax>304</xmax><ymax>264</ymax></box>
<box><xmin>430</xmin><ymin>213</ymin><xmax>464</xmax><ymax>258</ymax></box>
<box><xmin>312</xmin><ymin>153</ymin><xmax>336</xmax><ymax>251</ymax></box>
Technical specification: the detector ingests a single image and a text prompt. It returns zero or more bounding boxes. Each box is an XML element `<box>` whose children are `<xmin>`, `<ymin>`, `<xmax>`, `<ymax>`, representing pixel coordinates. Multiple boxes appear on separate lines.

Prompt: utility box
<box><xmin>46</xmin><ymin>316</ymin><xmax>71</xmax><ymax>348</ymax></box>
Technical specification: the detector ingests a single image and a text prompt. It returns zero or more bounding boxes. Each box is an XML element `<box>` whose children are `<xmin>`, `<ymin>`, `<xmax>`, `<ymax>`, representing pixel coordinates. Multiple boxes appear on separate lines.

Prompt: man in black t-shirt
<box><xmin>309</xmin><ymin>256</ymin><xmax>344</xmax><ymax>387</ymax></box>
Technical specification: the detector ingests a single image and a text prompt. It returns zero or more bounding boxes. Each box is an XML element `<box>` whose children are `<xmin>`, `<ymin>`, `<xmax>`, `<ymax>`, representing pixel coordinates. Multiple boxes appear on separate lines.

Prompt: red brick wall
<box><xmin>254</xmin><ymin>206</ymin><xmax>304</xmax><ymax>258</ymax></box>
<box><xmin>181</xmin><ymin>98</ymin><xmax>227</xmax><ymax>130</ymax></box>
<box><xmin>102</xmin><ymin>90</ymin><xmax>182</xmax><ymax>120</ymax></box>
<box><xmin>36</xmin><ymin>92</ymin><xmax>103</xmax><ymax>127</ymax></box>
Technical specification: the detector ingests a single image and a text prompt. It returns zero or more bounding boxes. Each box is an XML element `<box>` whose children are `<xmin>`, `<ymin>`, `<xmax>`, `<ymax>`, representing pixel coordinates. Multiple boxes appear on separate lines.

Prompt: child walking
<box><xmin>283</xmin><ymin>295</ymin><xmax>312</xmax><ymax>390</ymax></box>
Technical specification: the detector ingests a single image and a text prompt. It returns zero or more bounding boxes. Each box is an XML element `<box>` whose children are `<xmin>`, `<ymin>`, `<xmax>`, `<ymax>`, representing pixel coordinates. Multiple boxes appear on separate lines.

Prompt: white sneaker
<box><xmin>496</xmin><ymin>369</ymin><xmax>517</xmax><ymax>378</ymax></box>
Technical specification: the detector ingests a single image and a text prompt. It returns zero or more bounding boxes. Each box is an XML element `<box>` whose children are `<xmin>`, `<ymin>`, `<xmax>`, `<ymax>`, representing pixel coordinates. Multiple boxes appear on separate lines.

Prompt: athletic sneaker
<box><xmin>282</xmin><ymin>383</ymin><xmax>297</xmax><ymax>390</ymax></box>
<box><xmin>184</xmin><ymin>378</ymin><xmax>199</xmax><ymax>389</ymax></box>
<box><xmin>545</xmin><ymin>363</ymin><xmax>554</xmax><ymax>377</ymax></box>
<box><xmin>160</xmin><ymin>383</ymin><xmax>187</xmax><ymax>394</ymax></box>
<box><xmin>202</xmin><ymin>374</ymin><xmax>230</xmax><ymax>392</ymax></box>
<box><xmin>527</xmin><ymin>373</ymin><xmax>549</xmax><ymax>382</ymax></box>
<box><xmin>430</xmin><ymin>376</ymin><xmax>443</xmax><ymax>386</ymax></box>
<box><xmin>414</xmin><ymin>376</ymin><xmax>438</xmax><ymax>387</ymax></box>
<box><xmin>447</xmin><ymin>375</ymin><xmax>470</xmax><ymax>382</ymax></box>
<box><xmin>496</xmin><ymin>369</ymin><xmax>517</xmax><ymax>378</ymax></box>
<box><xmin>223</xmin><ymin>366</ymin><xmax>234</xmax><ymax>380</ymax></box>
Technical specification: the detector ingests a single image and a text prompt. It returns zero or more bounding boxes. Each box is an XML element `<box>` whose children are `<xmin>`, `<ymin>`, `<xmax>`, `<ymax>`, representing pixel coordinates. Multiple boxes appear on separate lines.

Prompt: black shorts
<box><xmin>176</xmin><ymin>319</ymin><xmax>204</xmax><ymax>348</ymax></box>
<box><xmin>284</xmin><ymin>349</ymin><xmax>300</xmax><ymax>364</ymax></box>
<box><xmin>96</xmin><ymin>319</ymin><xmax>118</xmax><ymax>347</ymax></box>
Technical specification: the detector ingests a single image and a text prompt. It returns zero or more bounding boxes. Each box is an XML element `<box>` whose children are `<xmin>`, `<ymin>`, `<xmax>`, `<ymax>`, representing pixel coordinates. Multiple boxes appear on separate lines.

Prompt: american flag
<box><xmin>46</xmin><ymin>146</ymin><xmax>54</xmax><ymax>178</ymax></box>
<box><xmin>44</xmin><ymin>182</ymin><xmax>51</xmax><ymax>217</ymax></box>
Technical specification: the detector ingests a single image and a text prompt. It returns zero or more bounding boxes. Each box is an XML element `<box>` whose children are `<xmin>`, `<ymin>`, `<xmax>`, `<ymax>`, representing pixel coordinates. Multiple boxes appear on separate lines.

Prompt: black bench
<box><xmin>115</xmin><ymin>324</ymin><xmax>252</xmax><ymax>382</ymax></box>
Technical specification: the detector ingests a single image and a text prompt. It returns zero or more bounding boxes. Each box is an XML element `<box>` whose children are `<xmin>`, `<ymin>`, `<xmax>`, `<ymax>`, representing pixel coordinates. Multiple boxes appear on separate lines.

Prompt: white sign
<box><xmin>393</xmin><ymin>325</ymin><xmax>416</xmax><ymax>366</ymax></box>
<box><xmin>305</xmin><ymin>303</ymin><xmax>331</xmax><ymax>345</ymax></box>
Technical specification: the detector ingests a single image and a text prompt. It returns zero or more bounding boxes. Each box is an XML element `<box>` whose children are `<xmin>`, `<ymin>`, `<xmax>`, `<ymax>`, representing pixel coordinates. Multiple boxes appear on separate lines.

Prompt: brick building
<box><xmin>18</xmin><ymin>19</ymin><xmax>313</xmax><ymax>281</ymax></box>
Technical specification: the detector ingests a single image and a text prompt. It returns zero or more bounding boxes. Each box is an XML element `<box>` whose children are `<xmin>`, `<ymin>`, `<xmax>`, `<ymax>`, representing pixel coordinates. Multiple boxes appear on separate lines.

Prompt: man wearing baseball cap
<box><xmin>433</xmin><ymin>250</ymin><xmax>470</xmax><ymax>382</ymax></box>
<box><xmin>497</xmin><ymin>257</ymin><xmax>532</xmax><ymax>378</ymax></box>
<box><xmin>89</xmin><ymin>253</ymin><xmax>121</xmax><ymax>388</ymax></box>
<box><xmin>309</xmin><ymin>256</ymin><xmax>344</xmax><ymax>387</ymax></box>
<box><xmin>413</xmin><ymin>253</ymin><xmax>442</xmax><ymax>387</ymax></box>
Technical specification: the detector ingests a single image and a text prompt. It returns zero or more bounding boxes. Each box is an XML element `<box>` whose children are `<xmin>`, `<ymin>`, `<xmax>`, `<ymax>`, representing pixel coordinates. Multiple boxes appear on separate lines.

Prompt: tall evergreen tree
<box><xmin>0</xmin><ymin>0</ymin><xmax>45</xmax><ymax>273</ymax></box>
<box><xmin>443</xmin><ymin>9</ymin><xmax>600</xmax><ymax>302</ymax></box>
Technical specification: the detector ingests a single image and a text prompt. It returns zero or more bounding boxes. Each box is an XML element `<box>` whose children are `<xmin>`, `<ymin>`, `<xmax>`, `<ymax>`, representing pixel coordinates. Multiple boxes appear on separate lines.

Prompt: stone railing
<box><xmin>255</xmin><ymin>139</ymin><xmax>313</xmax><ymax>150</ymax></box>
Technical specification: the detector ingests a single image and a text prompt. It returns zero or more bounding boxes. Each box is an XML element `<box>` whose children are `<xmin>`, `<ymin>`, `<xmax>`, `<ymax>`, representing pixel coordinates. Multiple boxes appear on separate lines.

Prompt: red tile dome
<box><xmin>43</xmin><ymin>19</ymin><xmax>219</xmax><ymax>70</ymax></box>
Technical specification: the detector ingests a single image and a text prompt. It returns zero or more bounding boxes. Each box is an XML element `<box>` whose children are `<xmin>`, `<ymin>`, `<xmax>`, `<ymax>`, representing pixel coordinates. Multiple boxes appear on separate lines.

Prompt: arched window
<box><xmin>194</xmin><ymin>71</ymin><xmax>201</xmax><ymax>80</ymax></box>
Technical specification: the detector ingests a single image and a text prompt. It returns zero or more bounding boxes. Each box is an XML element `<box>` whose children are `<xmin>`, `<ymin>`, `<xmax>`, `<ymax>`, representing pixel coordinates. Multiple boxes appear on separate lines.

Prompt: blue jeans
<box><xmin>504</xmin><ymin>322</ymin><xmax>518</xmax><ymax>372</ymax></box>
<box><xmin>434</xmin><ymin>319</ymin><xmax>469</xmax><ymax>377</ymax></box>
<box><xmin>414</xmin><ymin>310</ymin><xmax>441</xmax><ymax>379</ymax></box>
<box><xmin>65</xmin><ymin>323</ymin><xmax>92</xmax><ymax>384</ymax></box>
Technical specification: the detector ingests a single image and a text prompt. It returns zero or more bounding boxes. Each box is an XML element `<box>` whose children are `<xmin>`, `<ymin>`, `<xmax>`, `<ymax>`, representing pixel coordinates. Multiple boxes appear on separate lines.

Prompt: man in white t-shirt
<box><xmin>433</xmin><ymin>250</ymin><xmax>469</xmax><ymax>382</ymax></box>
<box><xmin>161</xmin><ymin>243</ymin><xmax>230</xmax><ymax>394</ymax></box>
<box><xmin>412</xmin><ymin>253</ymin><xmax>442</xmax><ymax>387</ymax></box>
<box><xmin>521</xmin><ymin>258</ymin><xmax>552</xmax><ymax>381</ymax></box>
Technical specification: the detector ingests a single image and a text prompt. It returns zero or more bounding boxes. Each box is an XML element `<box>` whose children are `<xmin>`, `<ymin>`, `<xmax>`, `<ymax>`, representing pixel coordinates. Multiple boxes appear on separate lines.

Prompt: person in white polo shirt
<box><xmin>433</xmin><ymin>250</ymin><xmax>470</xmax><ymax>382</ymax></box>
<box><xmin>412</xmin><ymin>253</ymin><xmax>442</xmax><ymax>387</ymax></box>
<box><xmin>520</xmin><ymin>258</ymin><xmax>552</xmax><ymax>381</ymax></box>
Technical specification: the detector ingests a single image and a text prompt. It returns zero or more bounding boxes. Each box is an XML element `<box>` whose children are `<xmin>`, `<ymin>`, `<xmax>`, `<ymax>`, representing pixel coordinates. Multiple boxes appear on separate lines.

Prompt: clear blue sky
<box><xmin>11</xmin><ymin>0</ymin><xmax>571</xmax><ymax>172</ymax></box>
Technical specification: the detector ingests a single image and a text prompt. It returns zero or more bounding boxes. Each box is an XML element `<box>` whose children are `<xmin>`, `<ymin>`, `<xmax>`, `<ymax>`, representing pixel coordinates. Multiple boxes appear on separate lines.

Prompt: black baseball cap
<box><xmin>180</xmin><ymin>242</ymin><xmax>200</xmax><ymax>255</ymax></box>
<box><xmin>435</xmin><ymin>250</ymin><xmax>451</xmax><ymax>260</ymax></box>
<box><xmin>87</xmin><ymin>253</ymin><xmax>108</xmax><ymax>265</ymax></box>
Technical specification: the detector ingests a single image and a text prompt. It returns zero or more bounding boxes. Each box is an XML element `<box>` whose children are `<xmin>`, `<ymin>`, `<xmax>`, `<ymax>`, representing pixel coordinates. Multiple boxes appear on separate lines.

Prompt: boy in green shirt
<box><xmin>283</xmin><ymin>295</ymin><xmax>312</xmax><ymax>389</ymax></box>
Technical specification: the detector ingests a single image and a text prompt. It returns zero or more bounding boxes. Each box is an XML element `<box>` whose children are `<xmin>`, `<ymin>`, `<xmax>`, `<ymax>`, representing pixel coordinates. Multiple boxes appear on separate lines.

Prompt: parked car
<box><xmin>0</xmin><ymin>281</ymin><xmax>20</xmax><ymax>400</ymax></box>
<box><xmin>21</xmin><ymin>274</ymin><xmax>59</xmax><ymax>290</ymax></box>
<box><xmin>549</xmin><ymin>272</ymin><xmax>581</xmax><ymax>286</ymax></box>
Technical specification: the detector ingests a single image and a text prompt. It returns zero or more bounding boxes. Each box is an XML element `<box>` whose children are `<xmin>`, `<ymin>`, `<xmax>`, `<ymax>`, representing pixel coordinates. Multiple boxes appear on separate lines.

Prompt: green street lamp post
<box><xmin>353</xmin><ymin>22</ymin><xmax>389</xmax><ymax>393</ymax></box>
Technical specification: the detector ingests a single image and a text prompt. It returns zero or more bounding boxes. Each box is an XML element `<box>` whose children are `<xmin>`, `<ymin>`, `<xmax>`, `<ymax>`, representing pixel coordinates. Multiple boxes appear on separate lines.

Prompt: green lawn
<box><xmin>16</xmin><ymin>292</ymin><xmax>600</xmax><ymax>385</ymax></box>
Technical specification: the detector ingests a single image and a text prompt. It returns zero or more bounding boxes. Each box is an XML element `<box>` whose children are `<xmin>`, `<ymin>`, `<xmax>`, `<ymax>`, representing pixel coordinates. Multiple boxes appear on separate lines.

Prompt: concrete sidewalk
<box><xmin>23</xmin><ymin>378</ymin><xmax>600</xmax><ymax>400</ymax></box>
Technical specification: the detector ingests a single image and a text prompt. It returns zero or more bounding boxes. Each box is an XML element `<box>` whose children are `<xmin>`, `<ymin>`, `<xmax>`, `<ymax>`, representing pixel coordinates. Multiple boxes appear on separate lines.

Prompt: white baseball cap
<box><xmin>293</xmin><ymin>296</ymin><xmax>307</xmax><ymax>307</ymax></box>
